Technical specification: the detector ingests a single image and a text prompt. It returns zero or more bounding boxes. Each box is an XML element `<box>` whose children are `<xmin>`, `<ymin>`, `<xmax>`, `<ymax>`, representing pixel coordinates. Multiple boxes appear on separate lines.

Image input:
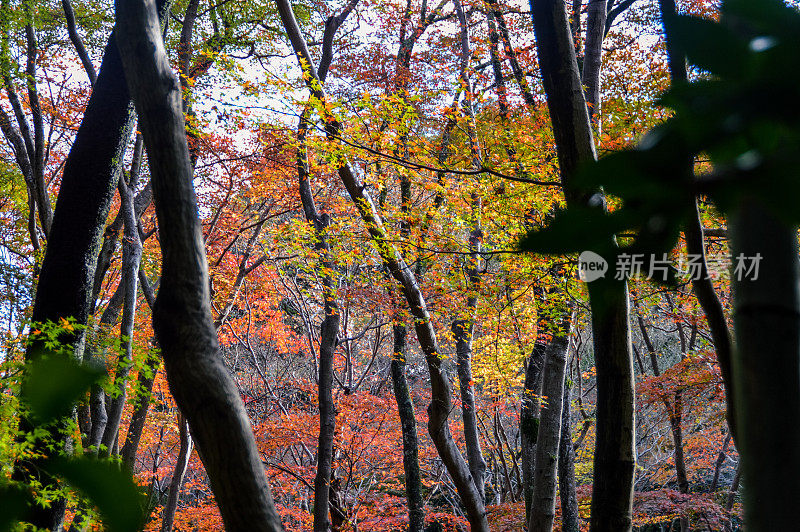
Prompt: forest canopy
<box><xmin>0</xmin><ymin>0</ymin><xmax>798</xmax><ymax>531</ymax></box>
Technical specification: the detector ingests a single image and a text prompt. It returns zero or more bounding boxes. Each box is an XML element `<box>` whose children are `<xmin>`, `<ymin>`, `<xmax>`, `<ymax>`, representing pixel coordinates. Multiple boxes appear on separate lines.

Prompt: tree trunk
<box><xmin>667</xmin><ymin>394</ymin><xmax>689</xmax><ymax>494</ymax></box>
<box><xmin>521</xmin><ymin>342</ymin><xmax>545</xmax><ymax>519</ymax></box>
<box><xmin>710</xmin><ymin>434</ymin><xmax>731</xmax><ymax>492</ymax></box>
<box><xmin>13</xmin><ymin>1</ymin><xmax>168</xmax><ymax>525</ymax></box>
<box><xmin>101</xmin><ymin>170</ymin><xmax>143</xmax><ymax>456</ymax></box>
<box><xmin>528</xmin><ymin>326</ymin><xmax>571</xmax><ymax>532</ymax></box>
<box><xmin>313</xmin><ymin>311</ymin><xmax>339</xmax><ymax>532</ymax></box>
<box><xmin>114</xmin><ymin>1</ymin><xmax>283</xmax><ymax>529</ymax></box>
<box><xmin>559</xmin><ymin>377</ymin><xmax>580</xmax><ymax>532</ymax></box>
<box><xmin>529</xmin><ymin>1</ymin><xmax>635</xmax><ymax>530</ymax></box>
<box><xmin>120</xmin><ymin>348</ymin><xmax>161</xmax><ymax>469</ymax></box>
<box><xmin>161</xmin><ymin>414</ymin><xmax>193</xmax><ymax>532</ymax></box>
<box><xmin>729</xmin><ymin>200</ymin><xmax>800</xmax><ymax>531</ymax></box>
<box><xmin>391</xmin><ymin>324</ymin><xmax>425</xmax><ymax>532</ymax></box>
<box><xmin>453</xmin><ymin>0</ymin><xmax>488</xmax><ymax>503</ymax></box>
<box><xmin>582</xmin><ymin>0</ymin><xmax>607</xmax><ymax>124</ymax></box>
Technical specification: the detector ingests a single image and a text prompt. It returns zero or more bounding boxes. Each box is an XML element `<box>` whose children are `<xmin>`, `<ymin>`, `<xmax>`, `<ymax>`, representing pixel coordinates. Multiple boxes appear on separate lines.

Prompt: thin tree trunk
<box><xmin>582</xmin><ymin>0</ymin><xmax>607</xmax><ymax>125</ymax></box>
<box><xmin>710</xmin><ymin>434</ymin><xmax>731</xmax><ymax>492</ymax></box>
<box><xmin>391</xmin><ymin>324</ymin><xmax>425</xmax><ymax>532</ymax></box>
<box><xmin>120</xmin><ymin>347</ymin><xmax>161</xmax><ymax>469</ymax></box>
<box><xmin>528</xmin><ymin>324</ymin><xmax>571</xmax><ymax>532</ymax></box>
<box><xmin>161</xmin><ymin>414</ymin><xmax>193</xmax><ymax>532</ymax></box>
<box><xmin>729</xmin><ymin>200</ymin><xmax>800</xmax><ymax>531</ymax></box>
<box><xmin>101</xmin><ymin>166</ymin><xmax>144</xmax><ymax>456</ymax></box>
<box><xmin>62</xmin><ymin>0</ymin><xmax>97</xmax><ymax>85</ymax></box>
<box><xmin>667</xmin><ymin>394</ymin><xmax>689</xmax><ymax>494</ymax></box>
<box><xmin>529</xmin><ymin>1</ymin><xmax>635</xmax><ymax>529</ymax></box>
<box><xmin>559</xmin><ymin>376</ymin><xmax>580</xmax><ymax>532</ymax></box>
<box><xmin>453</xmin><ymin>0</ymin><xmax>488</xmax><ymax>502</ymax></box>
<box><xmin>118</xmin><ymin>268</ymin><xmax>160</xmax><ymax>469</ymax></box>
<box><xmin>115</xmin><ymin>1</ymin><xmax>283</xmax><ymax>528</ymax></box>
<box><xmin>293</xmin><ymin>10</ymin><xmax>357</xmax><ymax>524</ymax></box>
<box><xmin>275</xmin><ymin>3</ymin><xmax>487</xmax><ymax>528</ymax></box>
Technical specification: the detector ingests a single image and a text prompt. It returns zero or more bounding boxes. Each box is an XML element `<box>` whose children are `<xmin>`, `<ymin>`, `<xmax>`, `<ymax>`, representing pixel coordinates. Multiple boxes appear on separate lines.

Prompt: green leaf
<box><xmin>45</xmin><ymin>457</ymin><xmax>147</xmax><ymax>532</ymax></box>
<box><xmin>671</xmin><ymin>16</ymin><xmax>749</xmax><ymax>79</ymax></box>
<box><xmin>0</xmin><ymin>483</ymin><xmax>31</xmax><ymax>532</ymax></box>
<box><xmin>22</xmin><ymin>355</ymin><xmax>104</xmax><ymax>424</ymax></box>
<box><xmin>518</xmin><ymin>207</ymin><xmax>632</xmax><ymax>255</ymax></box>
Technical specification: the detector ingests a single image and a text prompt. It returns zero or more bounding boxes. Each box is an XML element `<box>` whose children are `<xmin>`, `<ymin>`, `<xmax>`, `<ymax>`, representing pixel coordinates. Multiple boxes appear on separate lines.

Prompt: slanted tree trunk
<box><xmin>293</xmin><ymin>9</ymin><xmax>357</xmax><ymax>526</ymax></box>
<box><xmin>114</xmin><ymin>0</ymin><xmax>283</xmax><ymax>529</ymax></box>
<box><xmin>529</xmin><ymin>1</ymin><xmax>635</xmax><ymax>529</ymax></box>
<box><xmin>161</xmin><ymin>414</ymin><xmax>193</xmax><ymax>532</ymax></box>
<box><xmin>729</xmin><ymin>200</ymin><xmax>800</xmax><ymax>531</ymax></box>
<box><xmin>528</xmin><ymin>323</ymin><xmax>571</xmax><ymax>532</ymax></box>
<box><xmin>101</xmin><ymin>158</ymin><xmax>144</xmax><ymax>456</ymax></box>
<box><xmin>275</xmin><ymin>3</ymin><xmax>487</xmax><ymax>528</ymax></box>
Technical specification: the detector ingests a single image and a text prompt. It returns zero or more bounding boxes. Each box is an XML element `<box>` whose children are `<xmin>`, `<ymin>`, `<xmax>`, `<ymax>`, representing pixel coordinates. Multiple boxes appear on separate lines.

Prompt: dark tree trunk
<box><xmin>391</xmin><ymin>324</ymin><xmax>425</xmax><ymax>532</ymax></box>
<box><xmin>115</xmin><ymin>0</ymin><xmax>283</xmax><ymax>529</ymax></box>
<box><xmin>657</xmin><ymin>0</ymin><xmax>737</xmax><ymax>443</ymax></box>
<box><xmin>528</xmin><ymin>325</ymin><xmax>571</xmax><ymax>532</ymax></box>
<box><xmin>13</xmin><ymin>1</ymin><xmax>169</xmax><ymax>526</ymax></box>
<box><xmin>559</xmin><ymin>377</ymin><xmax>580</xmax><ymax>532</ymax></box>
<box><xmin>528</xmin><ymin>1</ymin><xmax>635</xmax><ymax>530</ymax></box>
<box><xmin>729</xmin><ymin>200</ymin><xmax>800</xmax><ymax>531</ymax></box>
<box><xmin>710</xmin><ymin>434</ymin><xmax>731</xmax><ymax>492</ymax></box>
<box><xmin>667</xmin><ymin>394</ymin><xmax>689</xmax><ymax>494</ymax></box>
<box><xmin>521</xmin><ymin>342</ymin><xmax>545</xmax><ymax>519</ymax></box>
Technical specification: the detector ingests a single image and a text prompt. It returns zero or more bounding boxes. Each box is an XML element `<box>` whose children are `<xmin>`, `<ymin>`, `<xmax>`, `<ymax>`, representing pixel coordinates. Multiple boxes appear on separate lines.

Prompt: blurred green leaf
<box><xmin>0</xmin><ymin>484</ymin><xmax>31</xmax><ymax>532</ymax></box>
<box><xmin>671</xmin><ymin>16</ymin><xmax>748</xmax><ymax>79</ymax></box>
<box><xmin>22</xmin><ymin>355</ymin><xmax>104</xmax><ymax>424</ymax></box>
<box><xmin>45</xmin><ymin>457</ymin><xmax>147</xmax><ymax>532</ymax></box>
<box><xmin>518</xmin><ymin>207</ymin><xmax>632</xmax><ymax>255</ymax></box>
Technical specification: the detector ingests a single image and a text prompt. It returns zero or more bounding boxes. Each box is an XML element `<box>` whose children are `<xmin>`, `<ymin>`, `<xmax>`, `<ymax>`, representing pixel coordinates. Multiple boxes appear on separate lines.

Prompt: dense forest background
<box><xmin>1</xmin><ymin>0</ymin><xmax>797</xmax><ymax>530</ymax></box>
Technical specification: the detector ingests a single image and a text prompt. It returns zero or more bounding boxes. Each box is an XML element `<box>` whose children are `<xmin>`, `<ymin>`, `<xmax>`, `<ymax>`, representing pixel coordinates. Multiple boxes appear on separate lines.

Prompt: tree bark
<box><xmin>161</xmin><ymin>414</ymin><xmax>193</xmax><ymax>532</ymax></box>
<box><xmin>114</xmin><ymin>0</ymin><xmax>283</xmax><ymax>529</ymax></box>
<box><xmin>528</xmin><ymin>1</ymin><xmax>635</xmax><ymax>530</ymax></box>
<box><xmin>528</xmin><ymin>325</ymin><xmax>571</xmax><ymax>532</ymax></box>
<box><xmin>559</xmin><ymin>376</ymin><xmax>580</xmax><ymax>532</ymax></box>
<box><xmin>582</xmin><ymin>0</ymin><xmax>607</xmax><ymax>125</ymax></box>
<box><xmin>13</xmin><ymin>1</ymin><xmax>169</xmax><ymax>525</ymax></box>
<box><xmin>521</xmin><ymin>342</ymin><xmax>545</xmax><ymax>519</ymax></box>
<box><xmin>391</xmin><ymin>324</ymin><xmax>425</xmax><ymax>532</ymax></box>
<box><xmin>729</xmin><ymin>200</ymin><xmax>800</xmax><ymax>531</ymax></box>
